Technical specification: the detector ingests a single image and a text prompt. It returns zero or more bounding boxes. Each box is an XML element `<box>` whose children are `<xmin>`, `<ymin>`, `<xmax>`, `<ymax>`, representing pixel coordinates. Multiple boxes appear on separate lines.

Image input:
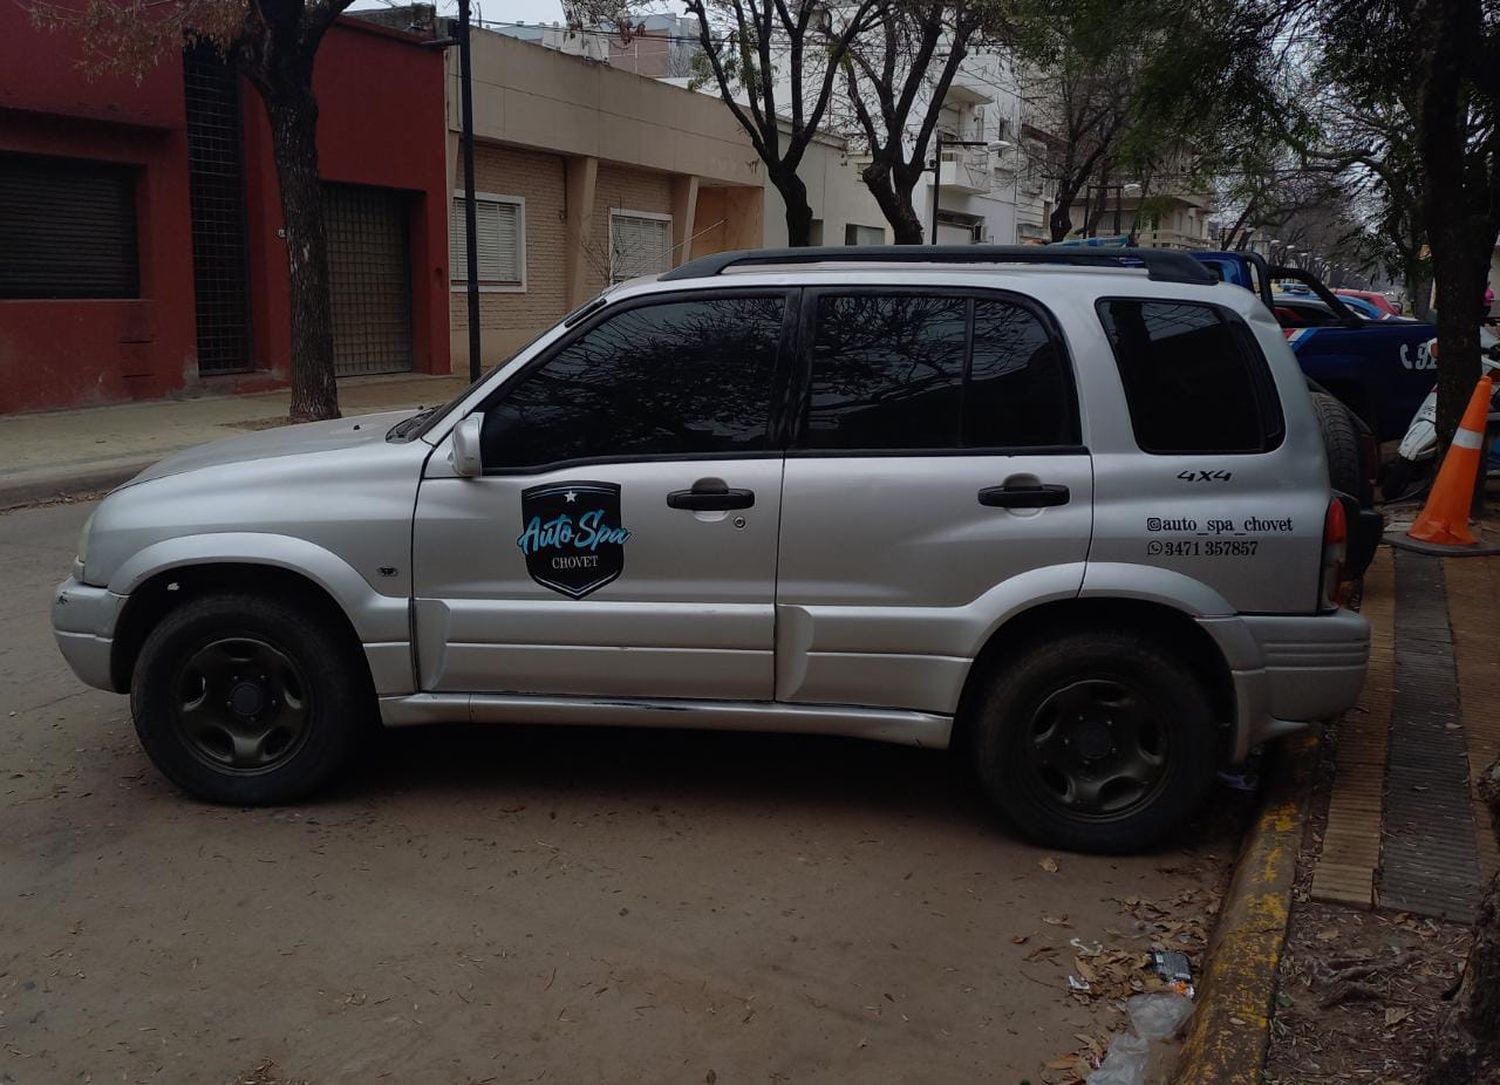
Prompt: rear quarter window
<box><xmin>1097</xmin><ymin>298</ymin><xmax>1285</xmax><ymax>454</ymax></box>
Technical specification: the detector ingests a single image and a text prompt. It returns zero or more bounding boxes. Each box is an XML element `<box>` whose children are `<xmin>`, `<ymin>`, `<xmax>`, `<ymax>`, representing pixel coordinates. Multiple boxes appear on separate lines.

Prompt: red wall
<box><xmin>0</xmin><ymin>24</ymin><xmax>198</xmax><ymax>412</ymax></box>
<box><xmin>241</xmin><ymin>18</ymin><xmax>451</xmax><ymax>386</ymax></box>
<box><xmin>0</xmin><ymin>12</ymin><xmax>449</xmax><ymax>414</ymax></box>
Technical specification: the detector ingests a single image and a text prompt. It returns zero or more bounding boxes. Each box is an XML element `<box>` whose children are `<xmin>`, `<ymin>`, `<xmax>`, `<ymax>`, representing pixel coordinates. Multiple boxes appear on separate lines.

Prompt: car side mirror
<box><xmin>450</xmin><ymin>413</ymin><xmax>484</xmax><ymax>477</ymax></box>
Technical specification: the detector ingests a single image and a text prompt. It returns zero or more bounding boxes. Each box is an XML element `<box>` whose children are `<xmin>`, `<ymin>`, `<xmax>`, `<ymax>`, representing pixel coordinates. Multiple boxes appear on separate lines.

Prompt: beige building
<box><xmin>443</xmin><ymin>26</ymin><xmax>766</xmax><ymax>367</ymax></box>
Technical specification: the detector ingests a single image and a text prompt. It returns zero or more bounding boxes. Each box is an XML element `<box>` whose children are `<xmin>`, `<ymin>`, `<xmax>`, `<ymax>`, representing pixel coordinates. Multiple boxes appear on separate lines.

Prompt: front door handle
<box><xmin>667</xmin><ymin>484</ymin><xmax>755</xmax><ymax>511</ymax></box>
<box><xmin>978</xmin><ymin>483</ymin><xmax>1070</xmax><ymax>509</ymax></box>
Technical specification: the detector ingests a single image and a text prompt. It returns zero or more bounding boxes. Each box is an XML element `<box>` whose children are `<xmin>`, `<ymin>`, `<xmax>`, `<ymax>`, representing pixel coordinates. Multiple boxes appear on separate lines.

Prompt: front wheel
<box><xmin>130</xmin><ymin>593</ymin><xmax>369</xmax><ymax>804</ymax></box>
<box><xmin>969</xmin><ymin>631</ymin><xmax>1219</xmax><ymax>854</ymax></box>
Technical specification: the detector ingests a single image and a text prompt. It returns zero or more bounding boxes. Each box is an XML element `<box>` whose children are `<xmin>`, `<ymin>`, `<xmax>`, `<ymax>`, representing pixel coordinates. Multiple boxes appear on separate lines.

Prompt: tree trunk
<box><xmin>774</xmin><ymin>170</ymin><xmax>816</xmax><ymax>248</ymax></box>
<box><xmin>1428</xmin><ymin>238</ymin><xmax>1486</xmax><ymax>444</ymax></box>
<box><xmin>1405</xmin><ymin>254</ymin><xmax>1433</xmax><ymax>322</ymax></box>
<box><xmin>859</xmin><ymin>161</ymin><xmax>925</xmax><ymax>244</ymax></box>
<box><xmin>262</xmin><ymin>84</ymin><xmax>340</xmax><ymax>422</ymax></box>
<box><xmin>1427</xmin><ymin>758</ymin><xmax>1500</xmax><ymax>1084</ymax></box>
<box><xmin>1048</xmin><ymin>203</ymin><xmax>1073</xmax><ymax>242</ymax></box>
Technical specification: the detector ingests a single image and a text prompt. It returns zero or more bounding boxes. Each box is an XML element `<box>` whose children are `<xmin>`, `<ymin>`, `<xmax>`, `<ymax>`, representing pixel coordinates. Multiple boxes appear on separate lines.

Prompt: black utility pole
<box><xmin>423</xmin><ymin>3</ymin><xmax>482</xmax><ymax>380</ymax></box>
<box><xmin>457</xmin><ymin>0</ymin><xmax>481</xmax><ymax>381</ymax></box>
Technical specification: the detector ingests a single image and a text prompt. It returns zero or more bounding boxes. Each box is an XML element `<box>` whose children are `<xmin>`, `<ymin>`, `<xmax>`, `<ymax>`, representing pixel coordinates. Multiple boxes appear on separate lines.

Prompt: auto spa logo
<box><xmin>516</xmin><ymin>481</ymin><xmax>631</xmax><ymax>599</ymax></box>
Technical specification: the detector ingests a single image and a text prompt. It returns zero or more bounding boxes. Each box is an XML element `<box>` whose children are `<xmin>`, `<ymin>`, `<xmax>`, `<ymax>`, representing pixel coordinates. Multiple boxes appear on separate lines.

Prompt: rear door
<box><xmin>774</xmin><ymin>289</ymin><xmax>1093</xmax><ymax>715</ymax></box>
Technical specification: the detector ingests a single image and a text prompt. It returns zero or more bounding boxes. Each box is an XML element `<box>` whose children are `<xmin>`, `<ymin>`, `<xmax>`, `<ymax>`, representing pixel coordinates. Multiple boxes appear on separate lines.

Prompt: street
<box><xmin>1</xmin><ymin>500</ymin><xmax>1242</xmax><ymax>1083</ymax></box>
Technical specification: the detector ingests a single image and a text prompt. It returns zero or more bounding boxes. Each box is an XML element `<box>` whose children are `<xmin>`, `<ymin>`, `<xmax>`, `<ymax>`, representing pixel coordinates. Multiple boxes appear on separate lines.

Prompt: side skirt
<box><xmin>378</xmin><ymin>692</ymin><xmax>953</xmax><ymax>750</ymax></box>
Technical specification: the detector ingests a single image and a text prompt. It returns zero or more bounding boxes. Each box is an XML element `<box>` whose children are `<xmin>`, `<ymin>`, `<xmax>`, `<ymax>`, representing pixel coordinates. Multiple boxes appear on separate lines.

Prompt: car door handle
<box><xmin>667</xmin><ymin>485</ymin><xmax>755</xmax><ymax>511</ymax></box>
<box><xmin>978</xmin><ymin>483</ymin><xmax>1070</xmax><ymax>508</ymax></box>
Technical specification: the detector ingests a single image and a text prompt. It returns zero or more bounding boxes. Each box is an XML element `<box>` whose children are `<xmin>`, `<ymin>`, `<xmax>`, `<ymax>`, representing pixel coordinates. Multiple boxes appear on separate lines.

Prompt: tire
<box><xmin>130</xmin><ymin>592</ymin><xmax>369</xmax><ymax>804</ymax></box>
<box><xmin>1310</xmin><ymin>391</ymin><xmax>1362</xmax><ymax>498</ymax></box>
<box><xmin>968</xmin><ymin>630</ymin><xmax>1218</xmax><ymax>854</ymax></box>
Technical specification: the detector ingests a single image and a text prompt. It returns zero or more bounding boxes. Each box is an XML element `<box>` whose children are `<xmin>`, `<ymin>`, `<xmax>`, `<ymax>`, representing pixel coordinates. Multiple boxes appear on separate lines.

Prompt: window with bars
<box><xmin>609</xmin><ymin>210</ymin><xmax>672</xmax><ymax>283</ymax></box>
<box><xmin>450</xmin><ymin>193</ymin><xmax>524</xmax><ymax>290</ymax></box>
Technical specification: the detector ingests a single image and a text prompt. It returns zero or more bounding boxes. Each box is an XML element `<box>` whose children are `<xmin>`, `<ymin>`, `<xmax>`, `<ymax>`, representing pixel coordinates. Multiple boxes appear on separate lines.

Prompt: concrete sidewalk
<box><xmin>0</xmin><ymin>372</ymin><xmax>469</xmax><ymax>509</ymax></box>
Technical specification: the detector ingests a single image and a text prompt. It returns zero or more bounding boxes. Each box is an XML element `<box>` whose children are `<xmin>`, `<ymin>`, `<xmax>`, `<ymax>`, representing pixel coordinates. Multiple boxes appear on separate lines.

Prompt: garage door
<box><xmin>324</xmin><ymin>183</ymin><xmax>413</xmax><ymax>377</ymax></box>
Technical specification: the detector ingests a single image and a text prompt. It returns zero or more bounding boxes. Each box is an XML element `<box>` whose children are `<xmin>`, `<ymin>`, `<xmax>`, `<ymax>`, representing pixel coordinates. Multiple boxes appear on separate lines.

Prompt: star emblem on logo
<box><xmin>564</xmin><ymin>490</ymin><xmax>577</xmax><ymax>503</ymax></box>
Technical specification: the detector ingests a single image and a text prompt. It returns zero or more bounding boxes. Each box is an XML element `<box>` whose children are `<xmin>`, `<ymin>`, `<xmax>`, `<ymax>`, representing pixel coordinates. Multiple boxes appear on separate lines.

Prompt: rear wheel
<box><xmin>969</xmin><ymin>630</ymin><xmax>1218</xmax><ymax>853</ymax></box>
<box><xmin>1310</xmin><ymin>390</ymin><xmax>1362</xmax><ymax>497</ymax></box>
<box><xmin>130</xmin><ymin>593</ymin><xmax>368</xmax><ymax>804</ymax></box>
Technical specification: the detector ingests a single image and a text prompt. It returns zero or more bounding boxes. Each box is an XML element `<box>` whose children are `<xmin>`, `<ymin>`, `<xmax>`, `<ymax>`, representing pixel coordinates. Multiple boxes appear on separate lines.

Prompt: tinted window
<box><xmin>481</xmin><ymin>296</ymin><xmax>784</xmax><ymax>468</ymax></box>
<box><xmin>801</xmin><ymin>293</ymin><xmax>1076</xmax><ymax>451</ymax></box>
<box><xmin>967</xmin><ymin>300</ymin><xmax>1078</xmax><ymax>447</ymax></box>
<box><xmin>805</xmin><ymin>294</ymin><xmax>967</xmax><ymax>449</ymax></box>
<box><xmin>1098</xmin><ymin>299</ymin><xmax>1283</xmax><ymax>454</ymax></box>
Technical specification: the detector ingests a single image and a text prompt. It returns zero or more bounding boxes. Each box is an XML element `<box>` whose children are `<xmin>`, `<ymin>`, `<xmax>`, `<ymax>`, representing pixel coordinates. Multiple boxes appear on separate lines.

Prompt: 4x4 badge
<box><xmin>516</xmin><ymin>481</ymin><xmax>631</xmax><ymax>599</ymax></box>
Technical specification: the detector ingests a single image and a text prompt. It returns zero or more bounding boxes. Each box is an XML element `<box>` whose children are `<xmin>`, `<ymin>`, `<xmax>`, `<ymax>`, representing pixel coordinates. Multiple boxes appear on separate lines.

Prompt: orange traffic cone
<box><xmin>1408</xmin><ymin>374</ymin><xmax>1493</xmax><ymax>546</ymax></box>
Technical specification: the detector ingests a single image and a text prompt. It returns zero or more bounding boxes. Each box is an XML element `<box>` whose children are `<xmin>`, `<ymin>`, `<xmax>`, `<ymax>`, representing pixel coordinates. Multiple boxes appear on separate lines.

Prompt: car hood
<box><xmin>125</xmin><ymin>410</ymin><xmax>417</xmax><ymax>487</ymax></box>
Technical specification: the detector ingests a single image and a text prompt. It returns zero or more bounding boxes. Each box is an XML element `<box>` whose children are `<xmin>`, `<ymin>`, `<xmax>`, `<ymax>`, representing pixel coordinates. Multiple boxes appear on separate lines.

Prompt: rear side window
<box><xmin>1097</xmin><ymin>299</ymin><xmax>1284</xmax><ymax>454</ymax></box>
<box><xmin>800</xmin><ymin>292</ymin><xmax>1078</xmax><ymax>451</ymax></box>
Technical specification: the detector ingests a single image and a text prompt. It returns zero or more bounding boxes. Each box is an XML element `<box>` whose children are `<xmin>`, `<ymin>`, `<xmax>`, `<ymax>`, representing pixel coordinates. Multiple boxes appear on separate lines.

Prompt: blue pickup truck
<box><xmin>1192</xmin><ymin>251</ymin><xmax>1434</xmax><ymax>441</ymax></box>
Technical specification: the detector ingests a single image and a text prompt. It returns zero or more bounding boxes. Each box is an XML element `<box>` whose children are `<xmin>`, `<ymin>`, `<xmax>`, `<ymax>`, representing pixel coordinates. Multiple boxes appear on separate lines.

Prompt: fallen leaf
<box><xmin>1042</xmin><ymin>914</ymin><xmax>1071</xmax><ymax>927</ymax></box>
<box><xmin>1316</xmin><ymin>928</ymin><xmax>1340</xmax><ymax>942</ymax></box>
<box><xmin>1012</xmin><ymin>935</ymin><xmax>1029</xmax><ymax>945</ymax></box>
<box><xmin>1385</xmin><ymin>1007</ymin><xmax>1412</xmax><ymax>1027</ymax></box>
<box><xmin>1040</xmin><ymin>857</ymin><xmax>1060</xmax><ymax>873</ymax></box>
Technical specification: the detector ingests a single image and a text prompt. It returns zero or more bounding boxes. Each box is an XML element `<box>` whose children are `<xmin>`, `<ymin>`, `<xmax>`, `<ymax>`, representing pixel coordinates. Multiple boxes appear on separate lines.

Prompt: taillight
<box><xmin>1320</xmin><ymin>497</ymin><xmax>1348</xmax><ymax>609</ymax></box>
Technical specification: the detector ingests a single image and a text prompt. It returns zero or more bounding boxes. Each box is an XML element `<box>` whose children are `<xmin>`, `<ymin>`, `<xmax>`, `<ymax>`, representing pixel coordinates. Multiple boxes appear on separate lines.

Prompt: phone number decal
<box><xmin>1147</xmin><ymin>540</ymin><xmax>1259</xmax><ymax>558</ymax></box>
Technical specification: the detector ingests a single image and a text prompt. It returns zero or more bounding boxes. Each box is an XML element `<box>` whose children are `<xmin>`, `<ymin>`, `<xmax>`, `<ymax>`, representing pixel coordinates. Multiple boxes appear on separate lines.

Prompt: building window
<box><xmin>609</xmin><ymin>210</ymin><xmax>672</xmax><ymax>283</ymax></box>
<box><xmin>0</xmin><ymin>152</ymin><xmax>140</xmax><ymax>299</ymax></box>
<box><xmin>844</xmin><ymin>224</ymin><xmax>885</xmax><ymax>246</ymax></box>
<box><xmin>450</xmin><ymin>191</ymin><xmax>525</xmax><ymax>292</ymax></box>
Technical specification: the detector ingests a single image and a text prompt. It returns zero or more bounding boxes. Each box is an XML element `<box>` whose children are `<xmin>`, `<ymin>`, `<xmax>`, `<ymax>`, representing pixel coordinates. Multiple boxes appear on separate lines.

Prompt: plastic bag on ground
<box><xmin>1084</xmin><ymin>993</ymin><xmax>1195</xmax><ymax>1085</ymax></box>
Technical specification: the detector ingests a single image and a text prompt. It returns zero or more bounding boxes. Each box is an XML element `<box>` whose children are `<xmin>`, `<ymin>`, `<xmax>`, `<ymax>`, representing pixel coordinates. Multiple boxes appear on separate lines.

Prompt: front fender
<box><xmin>109</xmin><ymin>532</ymin><xmax>409</xmax><ymax>645</ymax></box>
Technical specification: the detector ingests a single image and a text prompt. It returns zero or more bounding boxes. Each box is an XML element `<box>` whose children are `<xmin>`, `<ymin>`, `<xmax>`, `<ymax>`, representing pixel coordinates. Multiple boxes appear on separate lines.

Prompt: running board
<box><xmin>378</xmin><ymin>692</ymin><xmax>953</xmax><ymax>750</ymax></box>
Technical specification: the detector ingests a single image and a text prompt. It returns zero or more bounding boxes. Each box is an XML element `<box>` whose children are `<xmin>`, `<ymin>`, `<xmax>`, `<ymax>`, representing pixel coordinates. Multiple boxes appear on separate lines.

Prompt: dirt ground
<box><xmin>1263</xmin><ymin>712</ymin><xmax>1472</xmax><ymax>1084</ymax></box>
<box><xmin>1</xmin><ymin>501</ymin><xmax>1246</xmax><ymax>1084</ymax></box>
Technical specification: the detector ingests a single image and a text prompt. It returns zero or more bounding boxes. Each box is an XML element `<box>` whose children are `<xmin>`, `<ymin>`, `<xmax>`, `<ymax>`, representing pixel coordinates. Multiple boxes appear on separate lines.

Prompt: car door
<box><xmin>774</xmin><ymin>288</ymin><xmax>1093</xmax><ymax>715</ymax></box>
<box><xmin>413</xmin><ymin>290</ymin><xmax>795</xmax><ymax>701</ymax></box>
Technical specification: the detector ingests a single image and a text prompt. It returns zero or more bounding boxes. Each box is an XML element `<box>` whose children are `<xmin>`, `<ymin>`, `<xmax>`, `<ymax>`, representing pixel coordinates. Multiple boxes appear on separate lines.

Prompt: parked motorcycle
<box><xmin>1381</xmin><ymin>328</ymin><xmax>1500</xmax><ymax>501</ymax></box>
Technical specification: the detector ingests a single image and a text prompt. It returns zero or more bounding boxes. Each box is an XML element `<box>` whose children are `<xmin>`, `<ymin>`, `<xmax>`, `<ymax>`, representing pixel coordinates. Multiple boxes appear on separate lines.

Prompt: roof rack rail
<box><xmin>660</xmin><ymin>245</ymin><xmax>1217</xmax><ymax>285</ymax></box>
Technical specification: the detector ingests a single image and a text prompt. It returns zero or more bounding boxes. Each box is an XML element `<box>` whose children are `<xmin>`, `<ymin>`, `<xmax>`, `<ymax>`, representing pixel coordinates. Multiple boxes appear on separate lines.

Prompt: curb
<box><xmin>0</xmin><ymin>462</ymin><xmax>150</xmax><ymax>512</ymax></box>
<box><xmin>1172</xmin><ymin>731</ymin><xmax>1318</xmax><ymax>1085</ymax></box>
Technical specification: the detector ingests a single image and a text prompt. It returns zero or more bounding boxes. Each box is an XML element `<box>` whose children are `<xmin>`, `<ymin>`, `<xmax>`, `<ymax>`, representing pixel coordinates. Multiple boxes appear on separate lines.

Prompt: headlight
<box><xmin>77</xmin><ymin>511</ymin><xmax>95</xmax><ymax>567</ymax></box>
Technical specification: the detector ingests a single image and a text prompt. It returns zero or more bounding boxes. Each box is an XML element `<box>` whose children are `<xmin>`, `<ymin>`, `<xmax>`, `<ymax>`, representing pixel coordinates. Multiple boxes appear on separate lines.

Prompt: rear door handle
<box><xmin>667</xmin><ymin>485</ymin><xmax>755</xmax><ymax>511</ymax></box>
<box><xmin>978</xmin><ymin>483</ymin><xmax>1070</xmax><ymax>509</ymax></box>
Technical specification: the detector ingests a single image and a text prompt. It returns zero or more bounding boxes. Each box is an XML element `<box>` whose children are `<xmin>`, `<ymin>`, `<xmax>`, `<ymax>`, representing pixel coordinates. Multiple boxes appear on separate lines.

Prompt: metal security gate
<box><xmin>183</xmin><ymin>44</ymin><xmax>252</xmax><ymax>374</ymax></box>
<box><xmin>323</xmin><ymin>183</ymin><xmax>413</xmax><ymax>376</ymax></box>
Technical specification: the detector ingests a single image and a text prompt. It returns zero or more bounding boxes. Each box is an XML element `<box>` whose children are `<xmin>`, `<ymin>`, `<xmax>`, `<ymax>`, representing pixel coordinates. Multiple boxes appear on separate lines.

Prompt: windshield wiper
<box><xmin>386</xmin><ymin>406</ymin><xmax>439</xmax><ymax>441</ymax></box>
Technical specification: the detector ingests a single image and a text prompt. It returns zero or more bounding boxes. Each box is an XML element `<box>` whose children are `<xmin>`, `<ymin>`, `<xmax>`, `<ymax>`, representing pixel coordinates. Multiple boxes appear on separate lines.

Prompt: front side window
<box><xmin>0</xmin><ymin>152</ymin><xmax>139</xmax><ymax>299</ymax></box>
<box><xmin>1098</xmin><ymin>298</ymin><xmax>1284</xmax><ymax>454</ymax></box>
<box><xmin>799</xmin><ymin>293</ymin><xmax>1078</xmax><ymax>451</ymax></box>
<box><xmin>450</xmin><ymin>193</ymin><xmax>523</xmax><ymax>289</ymax></box>
<box><xmin>480</xmin><ymin>295</ymin><xmax>785</xmax><ymax>469</ymax></box>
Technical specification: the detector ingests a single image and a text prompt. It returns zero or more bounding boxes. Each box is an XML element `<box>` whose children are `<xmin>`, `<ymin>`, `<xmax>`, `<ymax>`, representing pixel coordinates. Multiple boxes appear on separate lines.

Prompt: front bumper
<box><xmin>52</xmin><ymin>572</ymin><xmax>125</xmax><ymax>692</ymax></box>
<box><xmin>1199</xmin><ymin>608</ymin><xmax>1371</xmax><ymax>761</ymax></box>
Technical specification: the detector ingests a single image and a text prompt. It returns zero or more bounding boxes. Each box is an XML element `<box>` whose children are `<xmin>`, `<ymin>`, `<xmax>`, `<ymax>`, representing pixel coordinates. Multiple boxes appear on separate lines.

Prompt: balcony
<box><xmin>938</xmin><ymin>147</ymin><xmax>991</xmax><ymax>194</ymax></box>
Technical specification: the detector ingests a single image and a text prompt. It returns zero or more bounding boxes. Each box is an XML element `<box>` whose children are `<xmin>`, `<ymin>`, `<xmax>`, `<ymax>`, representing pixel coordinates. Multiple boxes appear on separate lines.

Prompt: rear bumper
<box><xmin>1198</xmin><ymin>608</ymin><xmax>1370</xmax><ymax>761</ymax></box>
<box><xmin>52</xmin><ymin>574</ymin><xmax>124</xmax><ymax>693</ymax></box>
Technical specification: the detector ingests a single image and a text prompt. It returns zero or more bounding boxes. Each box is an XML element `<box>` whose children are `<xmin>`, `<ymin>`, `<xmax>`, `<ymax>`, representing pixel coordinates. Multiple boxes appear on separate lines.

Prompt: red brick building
<box><xmin>0</xmin><ymin>12</ymin><xmax>450</xmax><ymax>414</ymax></box>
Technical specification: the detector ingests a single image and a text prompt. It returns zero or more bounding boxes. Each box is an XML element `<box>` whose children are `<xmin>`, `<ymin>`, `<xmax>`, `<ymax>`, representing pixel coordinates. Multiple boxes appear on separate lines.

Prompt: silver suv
<box><xmin>52</xmin><ymin>247</ymin><xmax>1370</xmax><ymax>852</ymax></box>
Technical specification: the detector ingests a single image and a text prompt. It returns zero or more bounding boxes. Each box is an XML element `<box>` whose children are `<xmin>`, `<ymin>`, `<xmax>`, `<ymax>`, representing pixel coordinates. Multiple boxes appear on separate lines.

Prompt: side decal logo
<box><xmin>517</xmin><ymin>481</ymin><xmax>630</xmax><ymax>599</ymax></box>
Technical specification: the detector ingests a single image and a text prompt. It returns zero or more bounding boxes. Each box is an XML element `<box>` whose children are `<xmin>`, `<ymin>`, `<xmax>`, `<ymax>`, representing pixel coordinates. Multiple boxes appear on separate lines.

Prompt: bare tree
<box><xmin>32</xmin><ymin>0</ymin><xmax>356</xmax><ymax>420</ymax></box>
<box><xmin>839</xmin><ymin>1</ymin><xmax>1010</xmax><ymax>244</ymax></box>
<box><xmin>683</xmin><ymin>0</ymin><xmax>879</xmax><ymax>246</ymax></box>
